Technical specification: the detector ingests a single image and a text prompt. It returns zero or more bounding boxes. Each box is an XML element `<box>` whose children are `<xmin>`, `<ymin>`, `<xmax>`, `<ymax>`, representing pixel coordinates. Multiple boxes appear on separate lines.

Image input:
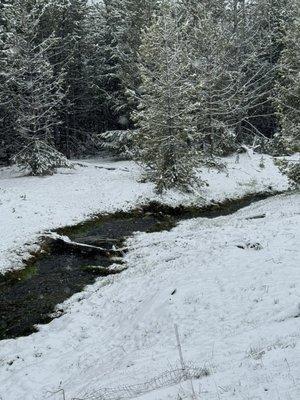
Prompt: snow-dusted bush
<box><xmin>98</xmin><ymin>130</ymin><xmax>136</xmax><ymax>159</ymax></box>
<box><xmin>269</xmin><ymin>130</ymin><xmax>300</xmax><ymax>156</ymax></box>
<box><xmin>12</xmin><ymin>140</ymin><xmax>71</xmax><ymax>176</ymax></box>
<box><xmin>275</xmin><ymin>158</ymin><xmax>300</xmax><ymax>187</ymax></box>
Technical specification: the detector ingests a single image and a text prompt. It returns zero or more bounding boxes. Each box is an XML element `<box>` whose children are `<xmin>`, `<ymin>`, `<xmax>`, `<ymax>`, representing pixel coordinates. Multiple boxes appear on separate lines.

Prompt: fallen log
<box><xmin>46</xmin><ymin>234</ymin><xmax>128</xmax><ymax>258</ymax></box>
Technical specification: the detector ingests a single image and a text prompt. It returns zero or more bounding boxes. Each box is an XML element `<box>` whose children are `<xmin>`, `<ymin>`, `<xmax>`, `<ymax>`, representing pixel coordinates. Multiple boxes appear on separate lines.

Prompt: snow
<box><xmin>0</xmin><ymin>153</ymin><xmax>290</xmax><ymax>274</ymax></box>
<box><xmin>0</xmin><ymin>192</ymin><xmax>299</xmax><ymax>400</ymax></box>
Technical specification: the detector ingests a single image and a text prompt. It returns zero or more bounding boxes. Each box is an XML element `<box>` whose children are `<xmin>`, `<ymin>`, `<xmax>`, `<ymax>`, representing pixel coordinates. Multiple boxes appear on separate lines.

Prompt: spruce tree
<box><xmin>82</xmin><ymin>4</ymin><xmax>109</xmax><ymax>135</ymax></box>
<box><xmin>184</xmin><ymin>0</ymin><xmax>289</xmax><ymax>146</ymax></box>
<box><xmin>241</xmin><ymin>0</ymin><xmax>288</xmax><ymax>139</ymax></box>
<box><xmin>275</xmin><ymin>1</ymin><xmax>300</xmax><ymax>153</ymax></box>
<box><xmin>183</xmin><ymin>1</ymin><xmax>238</xmax><ymax>155</ymax></box>
<box><xmin>0</xmin><ymin>0</ymin><xmax>16</xmax><ymax>163</ymax></box>
<box><xmin>97</xmin><ymin>0</ymin><xmax>133</xmax><ymax>128</ymax></box>
<box><xmin>133</xmin><ymin>2</ymin><xmax>201</xmax><ymax>193</ymax></box>
<box><xmin>0</xmin><ymin>20</ymin><xmax>7</xmax><ymax>163</ymax></box>
<box><xmin>96</xmin><ymin>0</ymin><xmax>159</xmax><ymax>131</ymax></box>
<box><xmin>39</xmin><ymin>0</ymin><xmax>89</xmax><ymax>157</ymax></box>
<box><xmin>0</xmin><ymin>0</ymin><xmax>67</xmax><ymax>174</ymax></box>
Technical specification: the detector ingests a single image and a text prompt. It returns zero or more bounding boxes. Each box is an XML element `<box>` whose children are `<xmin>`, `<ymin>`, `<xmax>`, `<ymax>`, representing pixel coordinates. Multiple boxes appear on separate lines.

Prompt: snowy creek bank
<box><xmin>0</xmin><ymin>190</ymin><xmax>286</xmax><ymax>341</ymax></box>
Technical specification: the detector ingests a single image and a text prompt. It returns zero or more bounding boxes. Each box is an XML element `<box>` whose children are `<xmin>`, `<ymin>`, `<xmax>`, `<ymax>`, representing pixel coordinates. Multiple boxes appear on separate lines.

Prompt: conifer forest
<box><xmin>0</xmin><ymin>0</ymin><xmax>299</xmax><ymax>188</ymax></box>
<box><xmin>0</xmin><ymin>1</ymin><xmax>299</xmax><ymax>400</ymax></box>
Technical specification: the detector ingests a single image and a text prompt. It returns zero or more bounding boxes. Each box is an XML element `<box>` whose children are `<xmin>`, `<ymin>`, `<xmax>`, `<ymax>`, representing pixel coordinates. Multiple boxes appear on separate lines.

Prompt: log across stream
<box><xmin>0</xmin><ymin>192</ymin><xmax>277</xmax><ymax>340</ymax></box>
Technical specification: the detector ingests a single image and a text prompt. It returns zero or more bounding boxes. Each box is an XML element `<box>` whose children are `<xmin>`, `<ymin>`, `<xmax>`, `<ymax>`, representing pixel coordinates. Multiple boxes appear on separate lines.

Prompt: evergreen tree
<box><xmin>58</xmin><ymin>0</ymin><xmax>89</xmax><ymax>157</ymax></box>
<box><xmin>12</xmin><ymin>140</ymin><xmax>69</xmax><ymax>176</ymax></box>
<box><xmin>97</xmin><ymin>0</ymin><xmax>133</xmax><ymax>129</ymax></box>
<box><xmin>241</xmin><ymin>0</ymin><xmax>288</xmax><ymax>139</ymax></box>
<box><xmin>98</xmin><ymin>129</ymin><xmax>136</xmax><ymax>159</ymax></box>
<box><xmin>185</xmin><ymin>0</ymin><xmax>289</xmax><ymax>146</ymax></box>
<box><xmin>122</xmin><ymin>0</ymin><xmax>160</xmax><ymax>116</ymax></box>
<box><xmin>182</xmin><ymin>1</ymin><xmax>239</xmax><ymax>155</ymax></box>
<box><xmin>275</xmin><ymin>1</ymin><xmax>300</xmax><ymax>153</ymax></box>
<box><xmin>82</xmin><ymin>4</ymin><xmax>109</xmax><ymax>135</ymax></box>
<box><xmin>0</xmin><ymin>0</ymin><xmax>16</xmax><ymax>162</ymax></box>
<box><xmin>96</xmin><ymin>0</ymin><xmax>159</xmax><ymax>131</ymax></box>
<box><xmin>0</xmin><ymin>0</ymin><xmax>66</xmax><ymax>173</ymax></box>
<box><xmin>38</xmin><ymin>0</ymin><xmax>89</xmax><ymax>157</ymax></box>
<box><xmin>133</xmin><ymin>2</ymin><xmax>202</xmax><ymax>193</ymax></box>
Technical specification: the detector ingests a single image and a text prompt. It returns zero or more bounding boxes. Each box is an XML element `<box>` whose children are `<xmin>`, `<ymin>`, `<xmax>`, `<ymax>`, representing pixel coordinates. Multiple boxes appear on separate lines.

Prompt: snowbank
<box><xmin>0</xmin><ymin>154</ymin><xmax>289</xmax><ymax>273</ymax></box>
<box><xmin>0</xmin><ymin>193</ymin><xmax>299</xmax><ymax>400</ymax></box>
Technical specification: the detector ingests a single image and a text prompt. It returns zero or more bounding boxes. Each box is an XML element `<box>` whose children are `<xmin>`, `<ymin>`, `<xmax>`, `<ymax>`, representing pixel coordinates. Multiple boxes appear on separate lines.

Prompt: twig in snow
<box><xmin>245</xmin><ymin>213</ymin><xmax>266</xmax><ymax>220</ymax></box>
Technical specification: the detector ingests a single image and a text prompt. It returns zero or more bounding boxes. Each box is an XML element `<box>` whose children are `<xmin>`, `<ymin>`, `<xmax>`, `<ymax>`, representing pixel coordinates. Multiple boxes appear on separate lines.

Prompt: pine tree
<box><xmin>133</xmin><ymin>2</ymin><xmax>202</xmax><ymax>193</ymax></box>
<box><xmin>275</xmin><ymin>1</ymin><xmax>300</xmax><ymax>154</ymax></box>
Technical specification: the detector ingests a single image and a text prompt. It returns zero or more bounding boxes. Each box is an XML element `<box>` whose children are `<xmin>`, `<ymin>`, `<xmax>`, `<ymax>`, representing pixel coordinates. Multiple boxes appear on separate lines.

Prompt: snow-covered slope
<box><xmin>0</xmin><ymin>193</ymin><xmax>299</xmax><ymax>400</ymax></box>
<box><xmin>0</xmin><ymin>154</ymin><xmax>289</xmax><ymax>273</ymax></box>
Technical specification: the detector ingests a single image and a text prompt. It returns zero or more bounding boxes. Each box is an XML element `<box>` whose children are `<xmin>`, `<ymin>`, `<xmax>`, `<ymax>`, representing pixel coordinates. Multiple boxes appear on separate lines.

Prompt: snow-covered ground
<box><xmin>0</xmin><ymin>154</ymin><xmax>290</xmax><ymax>273</ymax></box>
<box><xmin>0</xmin><ymin>192</ymin><xmax>299</xmax><ymax>400</ymax></box>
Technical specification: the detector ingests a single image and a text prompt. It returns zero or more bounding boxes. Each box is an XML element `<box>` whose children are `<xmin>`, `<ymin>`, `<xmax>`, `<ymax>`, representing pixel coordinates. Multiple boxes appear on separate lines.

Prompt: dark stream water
<box><xmin>0</xmin><ymin>192</ymin><xmax>275</xmax><ymax>340</ymax></box>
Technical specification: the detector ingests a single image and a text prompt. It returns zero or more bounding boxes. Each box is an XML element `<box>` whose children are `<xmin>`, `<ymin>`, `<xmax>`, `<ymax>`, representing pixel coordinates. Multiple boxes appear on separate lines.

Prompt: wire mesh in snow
<box><xmin>72</xmin><ymin>364</ymin><xmax>209</xmax><ymax>400</ymax></box>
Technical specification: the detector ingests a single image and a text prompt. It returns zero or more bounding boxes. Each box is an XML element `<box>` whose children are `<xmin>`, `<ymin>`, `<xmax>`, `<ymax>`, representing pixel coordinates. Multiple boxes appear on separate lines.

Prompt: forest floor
<box><xmin>0</xmin><ymin>154</ymin><xmax>299</xmax><ymax>400</ymax></box>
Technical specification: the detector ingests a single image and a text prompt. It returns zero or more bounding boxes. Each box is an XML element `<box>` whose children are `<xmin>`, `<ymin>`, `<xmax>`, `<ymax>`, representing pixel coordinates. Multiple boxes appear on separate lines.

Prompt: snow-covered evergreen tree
<box><xmin>241</xmin><ymin>0</ymin><xmax>288</xmax><ymax>139</ymax></box>
<box><xmin>0</xmin><ymin>0</ymin><xmax>66</xmax><ymax>174</ymax></box>
<box><xmin>81</xmin><ymin>4</ymin><xmax>108</xmax><ymax>135</ymax></box>
<box><xmin>274</xmin><ymin>1</ymin><xmax>300</xmax><ymax>154</ymax></box>
<box><xmin>184</xmin><ymin>0</ymin><xmax>289</xmax><ymax>149</ymax></box>
<box><xmin>182</xmin><ymin>2</ymin><xmax>238</xmax><ymax>155</ymax></box>
<box><xmin>12</xmin><ymin>139</ymin><xmax>70</xmax><ymax>176</ymax></box>
<box><xmin>97</xmin><ymin>130</ymin><xmax>137</xmax><ymax>159</ymax></box>
<box><xmin>123</xmin><ymin>0</ymin><xmax>160</xmax><ymax>109</ymax></box>
<box><xmin>0</xmin><ymin>0</ymin><xmax>19</xmax><ymax>163</ymax></box>
<box><xmin>37</xmin><ymin>0</ymin><xmax>89</xmax><ymax>157</ymax></box>
<box><xmin>94</xmin><ymin>0</ymin><xmax>159</xmax><ymax>131</ymax></box>
<box><xmin>133</xmin><ymin>2</ymin><xmax>203</xmax><ymax>193</ymax></box>
<box><xmin>95</xmin><ymin>0</ymin><xmax>134</xmax><ymax>128</ymax></box>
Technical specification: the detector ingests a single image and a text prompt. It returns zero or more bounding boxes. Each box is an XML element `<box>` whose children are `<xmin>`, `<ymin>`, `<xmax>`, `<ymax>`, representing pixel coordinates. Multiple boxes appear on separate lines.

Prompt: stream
<box><xmin>0</xmin><ymin>192</ymin><xmax>276</xmax><ymax>341</ymax></box>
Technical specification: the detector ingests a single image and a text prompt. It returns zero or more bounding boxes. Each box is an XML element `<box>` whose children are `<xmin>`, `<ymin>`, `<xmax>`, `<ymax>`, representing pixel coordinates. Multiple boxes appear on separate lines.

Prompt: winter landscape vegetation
<box><xmin>0</xmin><ymin>0</ymin><xmax>299</xmax><ymax>399</ymax></box>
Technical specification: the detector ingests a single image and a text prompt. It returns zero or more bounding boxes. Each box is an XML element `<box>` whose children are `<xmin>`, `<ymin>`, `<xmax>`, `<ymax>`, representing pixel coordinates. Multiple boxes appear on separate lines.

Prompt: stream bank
<box><xmin>0</xmin><ymin>191</ymin><xmax>282</xmax><ymax>340</ymax></box>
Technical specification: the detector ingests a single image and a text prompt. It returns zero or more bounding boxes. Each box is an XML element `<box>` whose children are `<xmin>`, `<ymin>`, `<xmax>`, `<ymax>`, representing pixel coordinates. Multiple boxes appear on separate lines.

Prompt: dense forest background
<box><xmin>0</xmin><ymin>0</ymin><xmax>299</xmax><ymax>189</ymax></box>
